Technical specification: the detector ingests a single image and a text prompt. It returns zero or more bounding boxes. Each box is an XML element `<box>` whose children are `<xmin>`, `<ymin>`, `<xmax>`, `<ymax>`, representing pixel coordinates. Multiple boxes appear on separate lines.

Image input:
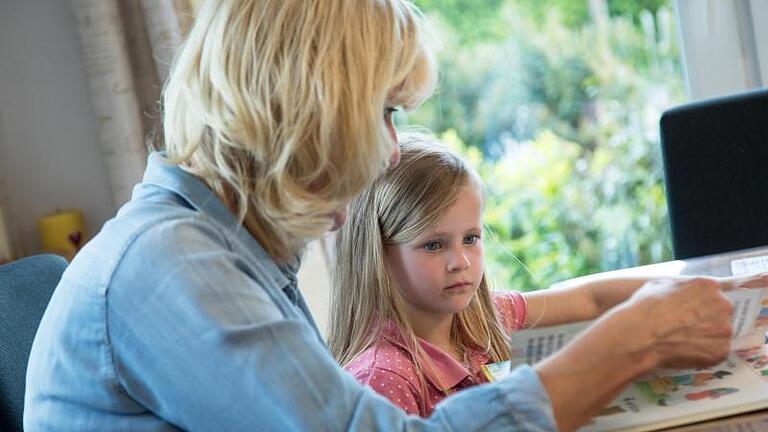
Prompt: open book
<box><xmin>482</xmin><ymin>287</ymin><xmax>768</xmax><ymax>432</ymax></box>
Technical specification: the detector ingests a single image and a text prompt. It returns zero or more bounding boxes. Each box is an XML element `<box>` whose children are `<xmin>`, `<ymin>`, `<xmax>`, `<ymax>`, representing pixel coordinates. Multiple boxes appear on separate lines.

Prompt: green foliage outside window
<box><xmin>406</xmin><ymin>0</ymin><xmax>685</xmax><ymax>291</ymax></box>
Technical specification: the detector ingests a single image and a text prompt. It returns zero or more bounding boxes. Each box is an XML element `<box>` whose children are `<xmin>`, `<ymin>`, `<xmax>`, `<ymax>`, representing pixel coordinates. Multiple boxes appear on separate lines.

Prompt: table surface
<box><xmin>572</xmin><ymin>244</ymin><xmax>768</xmax><ymax>281</ymax></box>
<box><xmin>581</xmin><ymin>245</ymin><xmax>768</xmax><ymax>431</ymax></box>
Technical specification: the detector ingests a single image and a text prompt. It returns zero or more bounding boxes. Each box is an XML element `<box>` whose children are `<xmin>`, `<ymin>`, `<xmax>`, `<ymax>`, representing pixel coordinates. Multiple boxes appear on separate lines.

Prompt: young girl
<box><xmin>329</xmin><ymin>133</ymin><xmax>766</xmax><ymax>417</ymax></box>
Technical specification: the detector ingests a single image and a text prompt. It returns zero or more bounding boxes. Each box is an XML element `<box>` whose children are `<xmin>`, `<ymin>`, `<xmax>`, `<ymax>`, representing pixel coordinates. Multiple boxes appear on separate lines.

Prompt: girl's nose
<box><xmin>446</xmin><ymin>250</ymin><xmax>470</xmax><ymax>272</ymax></box>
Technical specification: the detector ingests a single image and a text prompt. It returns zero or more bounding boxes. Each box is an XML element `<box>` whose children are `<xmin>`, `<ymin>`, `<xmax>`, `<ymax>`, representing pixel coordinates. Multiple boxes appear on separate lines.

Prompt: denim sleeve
<box><xmin>106</xmin><ymin>219</ymin><xmax>556</xmax><ymax>431</ymax></box>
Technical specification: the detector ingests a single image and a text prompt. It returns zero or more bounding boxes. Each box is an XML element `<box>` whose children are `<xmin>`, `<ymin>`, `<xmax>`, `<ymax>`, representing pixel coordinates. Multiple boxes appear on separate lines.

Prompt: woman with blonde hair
<box><xmin>24</xmin><ymin>0</ymin><xmax>741</xmax><ymax>431</ymax></box>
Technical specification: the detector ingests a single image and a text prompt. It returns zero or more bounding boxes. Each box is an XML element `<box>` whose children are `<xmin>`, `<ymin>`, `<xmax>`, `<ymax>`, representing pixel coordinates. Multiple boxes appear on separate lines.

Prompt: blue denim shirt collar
<box><xmin>141</xmin><ymin>152</ymin><xmax>298</xmax><ymax>289</ymax></box>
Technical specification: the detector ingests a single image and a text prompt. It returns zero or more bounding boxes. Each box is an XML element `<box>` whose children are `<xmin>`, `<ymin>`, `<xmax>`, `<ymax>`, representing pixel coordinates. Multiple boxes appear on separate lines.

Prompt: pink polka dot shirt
<box><xmin>344</xmin><ymin>291</ymin><xmax>527</xmax><ymax>417</ymax></box>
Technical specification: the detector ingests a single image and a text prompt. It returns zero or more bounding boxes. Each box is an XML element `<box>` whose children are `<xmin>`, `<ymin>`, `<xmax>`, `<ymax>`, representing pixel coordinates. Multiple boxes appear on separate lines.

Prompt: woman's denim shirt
<box><xmin>24</xmin><ymin>153</ymin><xmax>555</xmax><ymax>431</ymax></box>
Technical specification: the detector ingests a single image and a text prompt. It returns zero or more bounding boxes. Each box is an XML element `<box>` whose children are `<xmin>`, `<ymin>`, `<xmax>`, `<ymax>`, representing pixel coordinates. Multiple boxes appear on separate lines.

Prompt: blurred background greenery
<box><xmin>405</xmin><ymin>0</ymin><xmax>685</xmax><ymax>291</ymax></box>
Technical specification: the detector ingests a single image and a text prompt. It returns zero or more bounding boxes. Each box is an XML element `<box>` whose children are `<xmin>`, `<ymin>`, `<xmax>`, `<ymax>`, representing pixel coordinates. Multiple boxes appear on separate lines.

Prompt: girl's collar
<box><xmin>379</xmin><ymin>320</ymin><xmax>489</xmax><ymax>390</ymax></box>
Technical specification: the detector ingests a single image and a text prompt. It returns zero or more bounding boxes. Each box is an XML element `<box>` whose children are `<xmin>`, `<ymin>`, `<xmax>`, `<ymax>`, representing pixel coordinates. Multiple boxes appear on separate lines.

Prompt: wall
<box><xmin>0</xmin><ymin>0</ymin><xmax>333</xmax><ymax>337</ymax></box>
<box><xmin>0</xmin><ymin>0</ymin><xmax>115</xmax><ymax>256</ymax></box>
<box><xmin>297</xmin><ymin>239</ymin><xmax>333</xmax><ymax>337</ymax></box>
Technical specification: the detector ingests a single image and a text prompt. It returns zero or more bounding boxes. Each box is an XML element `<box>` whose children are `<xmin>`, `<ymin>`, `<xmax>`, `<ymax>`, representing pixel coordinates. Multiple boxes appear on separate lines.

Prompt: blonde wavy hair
<box><xmin>329</xmin><ymin>133</ymin><xmax>512</xmax><ymax>396</ymax></box>
<box><xmin>160</xmin><ymin>0</ymin><xmax>436</xmax><ymax>261</ymax></box>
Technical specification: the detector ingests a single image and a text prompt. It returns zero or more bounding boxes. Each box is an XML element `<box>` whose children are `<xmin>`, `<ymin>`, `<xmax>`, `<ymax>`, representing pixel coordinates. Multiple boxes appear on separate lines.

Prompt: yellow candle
<box><xmin>38</xmin><ymin>210</ymin><xmax>86</xmax><ymax>261</ymax></box>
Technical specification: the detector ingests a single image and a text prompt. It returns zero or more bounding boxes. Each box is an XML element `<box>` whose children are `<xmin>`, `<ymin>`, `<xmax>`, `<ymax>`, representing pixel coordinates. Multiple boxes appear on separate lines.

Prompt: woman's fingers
<box><xmin>737</xmin><ymin>272</ymin><xmax>768</xmax><ymax>289</ymax></box>
<box><xmin>630</xmin><ymin>278</ymin><xmax>734</xmax><ymax>369</ymax></box>
<box><xmin>721</xmin><ymin>272</ymin><xmax>768</xmax><ymax>290</ymax></box>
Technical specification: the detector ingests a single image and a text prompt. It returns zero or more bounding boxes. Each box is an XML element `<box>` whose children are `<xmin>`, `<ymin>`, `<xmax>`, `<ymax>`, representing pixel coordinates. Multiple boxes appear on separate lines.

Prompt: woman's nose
<box><xmin>386</xmin><ymin>121</ymin><xmax>400</xmax><ymax>169</ymax></box>
<box><xmin>388</xmin><ymin>144</ymin><xmax>401</xmax><ymax>169</ymax></box>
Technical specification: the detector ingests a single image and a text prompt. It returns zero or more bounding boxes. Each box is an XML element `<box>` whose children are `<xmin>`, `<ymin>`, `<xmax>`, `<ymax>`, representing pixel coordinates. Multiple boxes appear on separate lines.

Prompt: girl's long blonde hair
<box><xmin>160</xmin><ymin>0</ymin><xmax>436</xmax><ymax>261</ymax></box>
<box><xmin>329</xmin><ymin>133</ymin><xmax>512</xmax><ymax>394</ymax></box>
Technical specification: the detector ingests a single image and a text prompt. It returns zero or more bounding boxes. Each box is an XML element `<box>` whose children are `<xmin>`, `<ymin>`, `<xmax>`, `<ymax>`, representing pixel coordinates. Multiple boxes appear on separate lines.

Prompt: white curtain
<box><xmin>70</xmin><ymin>0</ymin><xmax>336</xmax><ymax>334</ymax></box>
<box><xmin>676</xmin><ymin>0</ymin><xmax>766</xmax><ymax>100</ymax></box>
<box><xmin>71</xmin><ymin>0</ymin><xmax>193</xmax><ymax>206</ymax></box>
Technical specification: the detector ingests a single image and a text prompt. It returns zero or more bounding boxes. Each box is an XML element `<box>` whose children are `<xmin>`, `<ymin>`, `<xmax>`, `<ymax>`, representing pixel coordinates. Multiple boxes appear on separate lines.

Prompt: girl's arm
<box><xmin>523</xmin><ymin>276</ymin><xmax>665</xmax><ymax>327</ymax></box>
<box><xmin>523</xmin><ymin>272</ymin><xmax>768</xmax><ymax>328</ymax></box>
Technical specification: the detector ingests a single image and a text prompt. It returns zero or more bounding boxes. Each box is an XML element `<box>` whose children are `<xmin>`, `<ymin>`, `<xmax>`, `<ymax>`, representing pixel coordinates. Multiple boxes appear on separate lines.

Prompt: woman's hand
<box><xmin>537</xmin><ymin>277</ymin><xmax>734</xmax><ymax>432</ymax></box>
<box><xmin>622</xmin><ymin>277</ymin><xmax>733</xmax><ymax>369</ymax></box>
<box><xmin>718</xmin><ymin>272</ymin><xmax>768</xmax><ymax>291</ymax></box>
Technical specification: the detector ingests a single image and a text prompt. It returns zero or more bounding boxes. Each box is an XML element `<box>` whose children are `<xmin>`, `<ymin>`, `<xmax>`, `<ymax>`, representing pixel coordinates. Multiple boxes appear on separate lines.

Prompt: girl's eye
<box><xmin>463</xmin><ymin>235</ymin><xmax>481</xmax><ymax>245</ymax></box>
<box><xmin>423</xmin><ymin>241</ymin><xmax>442</xmax><ymax>252</ymax></box>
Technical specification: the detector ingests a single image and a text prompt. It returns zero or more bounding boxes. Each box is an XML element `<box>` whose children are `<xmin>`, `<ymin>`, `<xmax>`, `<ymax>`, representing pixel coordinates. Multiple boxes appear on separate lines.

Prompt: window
<box><xmin>406</xmin><ymin>0</ymin><xmax>685</xmax><ymax>291</ymax></box>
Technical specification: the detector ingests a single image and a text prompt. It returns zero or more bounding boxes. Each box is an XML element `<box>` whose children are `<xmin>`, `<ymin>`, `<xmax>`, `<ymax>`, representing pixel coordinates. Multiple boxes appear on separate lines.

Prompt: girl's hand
<box><xmin>718</xmin><ymin>272</ymin><xmax>768</xmax><ymax>291</ymax></box>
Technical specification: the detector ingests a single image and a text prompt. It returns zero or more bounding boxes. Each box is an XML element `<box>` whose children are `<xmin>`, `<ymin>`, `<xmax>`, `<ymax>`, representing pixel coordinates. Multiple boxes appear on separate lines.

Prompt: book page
<box><xmin>731</xmin><ymin>256</ymin><xmax>768</xmax><ymax>276</ymax></box>
<box><xmin>507</xmin><ymin>320</ymin><xmax>590</xmax><ymax>367</ymax></box>
<box><xmin>582</xmin><ymin>354</ymin><xmax>768</xmax><ymax>432</ymax></box>
<box><xmin>488</xmin><ymin>288</ymin><xmax>768</xmax><ymax>431</ymax></box>
<box><xmin>734</xmin><ymin>342</ymin><xmax>768</xmax><ymax>383</ymax></box>
<box><xmin>506</xmin><ymin>288</ymin><xmax>768</xmax><ymax>369</ymax></box>
<box><xmin>484</xmin><ymin>353</ymin><xmax>768</xmax><ymax>431</ymax></box>
<box><xmin>729</xmin><ymin>288</ymin><xmax>768</xmax><ymax>339</ymax></box>
<box><xmin>670</xmin><ymin>411</ymin><xmax>768</xmax><ymax>431</ymax></box>
<box><xmin>483</xmin><ymin>353</ymin><xmax>768</xmax><ymax>431</ymax></box>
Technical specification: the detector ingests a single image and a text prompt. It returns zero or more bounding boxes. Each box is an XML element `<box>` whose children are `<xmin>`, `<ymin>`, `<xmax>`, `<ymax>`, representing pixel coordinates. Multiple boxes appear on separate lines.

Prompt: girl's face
<box><xmin>385</xmin><ymin>181</ymin><xmax>484</xmax><ymax>318</ymax></box>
